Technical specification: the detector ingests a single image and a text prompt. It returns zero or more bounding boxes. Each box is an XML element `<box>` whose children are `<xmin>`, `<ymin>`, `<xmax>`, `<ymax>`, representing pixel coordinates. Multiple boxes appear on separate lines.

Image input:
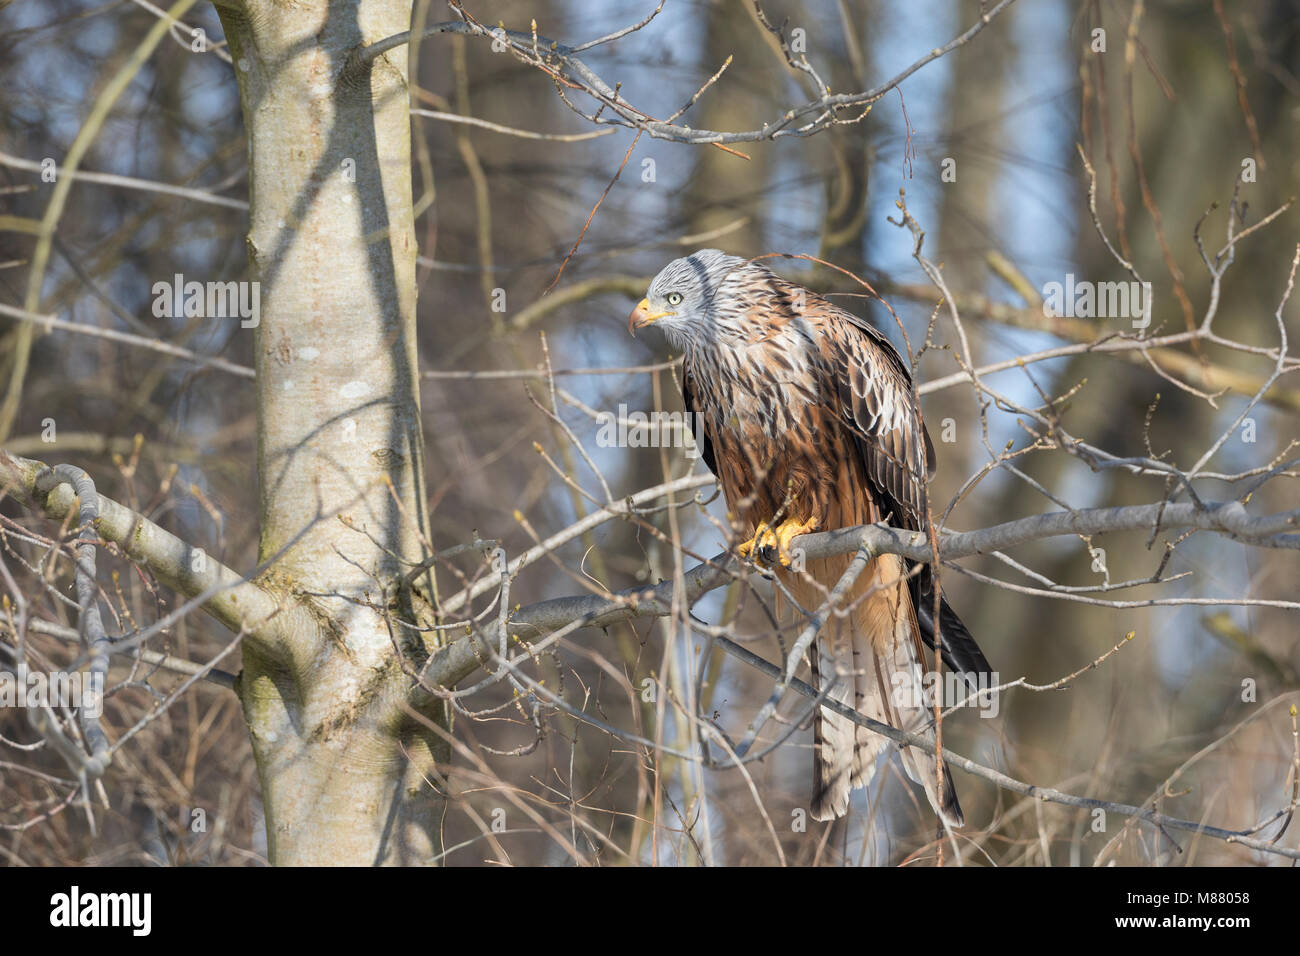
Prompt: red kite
<box><xmin>630</xmin><ymin>249</ymin><xmax>992</xmax><ymax>824</ymax></box>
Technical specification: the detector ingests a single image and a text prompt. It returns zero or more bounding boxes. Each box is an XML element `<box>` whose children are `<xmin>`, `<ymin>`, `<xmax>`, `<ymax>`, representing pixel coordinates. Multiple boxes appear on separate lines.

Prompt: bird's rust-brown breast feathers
<box><xmin>681</xmin><ymin>267</ymin><xmax>934</xmax><ymax>537</ymax></box>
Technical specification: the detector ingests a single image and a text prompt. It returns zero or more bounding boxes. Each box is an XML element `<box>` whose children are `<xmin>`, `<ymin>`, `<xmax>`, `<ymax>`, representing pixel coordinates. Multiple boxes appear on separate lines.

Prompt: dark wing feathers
<box><xmin>798</xmin><ymin>285</ymin><xmax>993</xmax><ymax>682</ymax></box>
<box><xmin>815</xmin><ymin>299</ymin><xmax>930</xmax><ymax>532</ymax></box>
<box><xmin>912</xmin><ymin>573</ymin><xmax>994</xmax><ymax>681</ymax></box>
<box><xmin>680</xmin><ymin>366</ymin><xmax>717</xmax><ymax>475</ymax></box>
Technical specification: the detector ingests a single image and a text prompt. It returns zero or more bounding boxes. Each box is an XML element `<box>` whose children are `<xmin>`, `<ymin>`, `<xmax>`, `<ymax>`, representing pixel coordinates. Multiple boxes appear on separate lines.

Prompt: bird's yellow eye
<box><xmin>666</xmin><ymin>292</ymin><xmax>683</xmax><ymax>306</ymax></box>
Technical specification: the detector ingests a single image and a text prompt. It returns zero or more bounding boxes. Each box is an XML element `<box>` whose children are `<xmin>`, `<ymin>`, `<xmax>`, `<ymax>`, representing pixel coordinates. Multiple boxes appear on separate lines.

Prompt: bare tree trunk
<box><xmin>216</xmin><ymin>0</ymin><xmax>442</xmax><ymax>866</ymax></box>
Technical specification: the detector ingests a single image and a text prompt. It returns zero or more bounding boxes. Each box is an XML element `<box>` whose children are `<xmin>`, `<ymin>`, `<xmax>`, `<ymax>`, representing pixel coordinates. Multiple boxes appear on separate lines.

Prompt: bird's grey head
<box><xmin>628</xmin><ymin>248</ymin><xmax>747</xmax><ymax>351</ymax></box>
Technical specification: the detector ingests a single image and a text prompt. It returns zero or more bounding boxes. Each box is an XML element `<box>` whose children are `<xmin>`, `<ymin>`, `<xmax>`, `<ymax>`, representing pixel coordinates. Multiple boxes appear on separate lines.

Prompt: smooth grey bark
<box><xmin>214</xmin><ymin>0</ymin><xmax>443</xmax><ymax>865</ymax></box>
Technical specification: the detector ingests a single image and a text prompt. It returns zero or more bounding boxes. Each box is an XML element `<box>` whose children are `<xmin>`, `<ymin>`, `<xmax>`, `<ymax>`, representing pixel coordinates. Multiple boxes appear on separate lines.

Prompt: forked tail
<box><xmin>789</xmin><ymin>552</ymin><xmax>964</xmax><ymax>826</ymax></box>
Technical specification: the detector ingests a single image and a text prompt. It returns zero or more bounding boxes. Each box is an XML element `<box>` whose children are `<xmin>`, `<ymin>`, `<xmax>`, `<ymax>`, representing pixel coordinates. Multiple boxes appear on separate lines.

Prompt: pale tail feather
<box><xmin>792</xmin><ymin>553</ymin><xmax>963</xmax><ymax>826</ymax></box>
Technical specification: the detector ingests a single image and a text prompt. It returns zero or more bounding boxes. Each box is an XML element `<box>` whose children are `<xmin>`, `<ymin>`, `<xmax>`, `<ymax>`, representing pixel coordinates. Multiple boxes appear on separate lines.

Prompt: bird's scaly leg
<box><xmin>736</xmin><ymin>521</ymin><xmax>769</xmax><ymax>559</ymax></box>
<box><xmin>738</xmin><ymin>516</ymin><xmax>817</xmax><ymax>568</ymax></box>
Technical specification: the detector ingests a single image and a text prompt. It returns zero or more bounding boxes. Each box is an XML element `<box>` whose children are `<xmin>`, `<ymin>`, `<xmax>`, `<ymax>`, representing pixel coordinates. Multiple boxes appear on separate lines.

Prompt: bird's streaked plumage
<box><xmin>630</xmin><ymin>249</ymin><xmax>992</xmax><ymax>825</ymax></box>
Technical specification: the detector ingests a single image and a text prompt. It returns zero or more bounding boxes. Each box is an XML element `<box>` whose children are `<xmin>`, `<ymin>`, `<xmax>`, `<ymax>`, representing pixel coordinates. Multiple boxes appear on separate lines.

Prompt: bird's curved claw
<box><xmin>738</xmin><ymin>517</ymin><xmax>817</xmax><ymax>568</ymax></box>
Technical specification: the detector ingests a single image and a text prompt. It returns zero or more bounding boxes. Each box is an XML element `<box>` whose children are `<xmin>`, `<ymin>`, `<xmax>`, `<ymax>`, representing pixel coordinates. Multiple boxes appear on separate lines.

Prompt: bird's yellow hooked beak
<box><xmin>628</xmin><ymin>298</ymin><xmax>675</xmax><ymax>335</ymax></box>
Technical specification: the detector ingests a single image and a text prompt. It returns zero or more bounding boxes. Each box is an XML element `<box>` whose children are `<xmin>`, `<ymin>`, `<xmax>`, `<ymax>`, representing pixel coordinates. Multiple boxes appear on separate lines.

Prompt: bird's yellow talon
<box><xmin>739</xmin><ymin>517</ymin><xmax>816</xmax><ymax>567</ymax></box>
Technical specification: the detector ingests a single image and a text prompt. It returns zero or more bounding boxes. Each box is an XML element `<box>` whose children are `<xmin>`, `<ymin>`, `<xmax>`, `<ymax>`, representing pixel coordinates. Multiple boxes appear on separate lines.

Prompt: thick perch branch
<box><xmin>429</xmin><ymin>496</ymin><xmax>1298</xmax><ymax>688</ymax></box>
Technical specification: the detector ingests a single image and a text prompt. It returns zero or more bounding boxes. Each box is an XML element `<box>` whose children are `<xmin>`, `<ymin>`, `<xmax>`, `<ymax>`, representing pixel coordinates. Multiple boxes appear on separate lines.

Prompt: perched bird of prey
<box><xmin>629</xmin><ymin>249</ymin><xmax>992</xmax><ymax>825</ymax></box>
